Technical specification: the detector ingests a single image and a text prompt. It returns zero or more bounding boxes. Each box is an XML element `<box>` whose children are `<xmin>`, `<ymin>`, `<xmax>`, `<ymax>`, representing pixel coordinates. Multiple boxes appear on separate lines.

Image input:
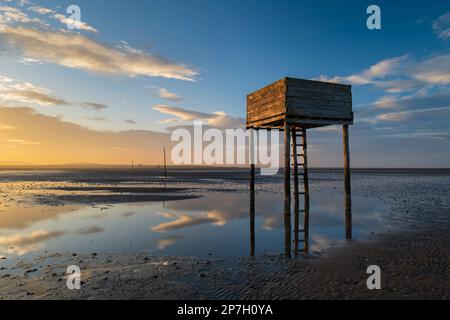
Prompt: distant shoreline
<box><xmin>0</xmin><ymin>165</ymin><xmax>450</xmax><ymax>172</ymax></box>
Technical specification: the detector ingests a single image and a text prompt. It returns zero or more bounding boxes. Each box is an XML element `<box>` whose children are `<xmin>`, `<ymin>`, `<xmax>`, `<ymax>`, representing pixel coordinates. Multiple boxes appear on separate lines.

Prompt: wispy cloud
<box><xmin>362</xmin><ymin>89</ymin><xmax>450</xmax><ymax>115</ymax></box>
<box><xmin>86</xmin><ymin>116</ymin><xmax>108</xmax><ymax>122</ymax></box>
<box><xmin>2</xmin><ymin>89</ymin><xmax>68</xmax><ymax>106</ymax></box>
<box><xmin>375</xmin><ymin>107</ymin><xmax>450</xmax><ymax>123</ymax></box>
<box><xmin>0</xmin><ymin>74</ymin><xmax>69</xmax><ymax>106</ymax></box>
<box><xmin>355</xmin><ymin>89</ymin><xmax>450</xmax><ymax>142</ymax></box>
<box><xmin>6</xmin><ymin>138</ymin><xmax>41</xmax><ymax>145</ymax></box>
<box><xmin>1</xmin><ymin>2</ymin><xmax>197</xmax><ymax>80</ymax></box>
<box><xmin>433</xmin><ymin>12</ymin><xmax>450</xmax><ymax>39</ymax></box>
<box><xmin>53</xmin><ymin>13</ymin><xmax>98</xmax><ymax>33</ymax></box>
<box><xmin>317</xmin><ymin>56</ymin><xmax>407</xmax><ymax>86</ymax></box>
<box><xmin>0</xmin><ymin>26</ymin><xmax>198</xmax><ymax>81</ymax></box>
<box><xmin>157</xmin><ymin>88</ymin><xmax>183</xmax><ymax>102</ymax></box>
<box><xmin>28</xmin><ymin>5</ymin><xmax>55</xmax><ymax>16</ymax></box>
<box><xmin>80</xmin><ymin>102</ymin><xmax>108</xmax><ymax>111</ymax></box>
<box><xmin>25</xmin><ymin>4</ymin><xmax>97</xmax><ymax>32</ymax></box>
<box><xmin>318</xmin><ymin>53</ymin><xmax>450</xmax><ymax>93</ymax></box>
<box><xmin>154</xmin><ymin>104</ymin><xmax>215</xmax><ymax>121</ymax></box>
<box><xmin>125</xmin><ymin>119</ymin><xmax>137</xmax><ymax>125</ymax></box>
<box><xmin>0</xmin><ymin>5</ymin><xmax>48</xmax><ymax>28</ymax></box>
<box><xmin>153</xmin><ymin>104</ymin><xmax>244</xmax><ymax>129</ymax></box>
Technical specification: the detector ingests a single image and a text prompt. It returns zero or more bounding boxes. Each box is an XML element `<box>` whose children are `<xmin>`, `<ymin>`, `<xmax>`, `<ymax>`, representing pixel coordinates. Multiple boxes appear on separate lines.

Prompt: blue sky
<box><xmin>0</xmin><ymin>0</ymin><xmax>450</xmax><ymax>166</ymax></box>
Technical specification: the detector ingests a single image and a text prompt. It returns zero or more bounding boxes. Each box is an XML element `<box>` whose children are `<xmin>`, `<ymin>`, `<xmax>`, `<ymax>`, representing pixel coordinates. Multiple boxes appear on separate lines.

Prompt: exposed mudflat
<box><xmin>0</xmin><ymin>227</ymin><xmax>449</xmax><ymax>300</ymax></box>
<box><xmin>0</xmin><ymin>168</ymin><xmax>449</xmax><ymax>299</ymax></box>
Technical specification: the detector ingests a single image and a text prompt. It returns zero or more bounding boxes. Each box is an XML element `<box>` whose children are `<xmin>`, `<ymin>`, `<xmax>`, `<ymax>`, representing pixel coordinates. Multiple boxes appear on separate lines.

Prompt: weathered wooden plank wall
<box><xmin>247</xmin><ymin>79</ymin><xmax>286</xmax><ymax>126</ymax></box>
<box><xmin>286</xmin><ymin>78</ymin><xmax>352</xmax><ymax>119</ymax></box>
<box><xmin>246</xmin><ymin>77</ymin><xmax>353</xmax><ymax>128</ymax></box>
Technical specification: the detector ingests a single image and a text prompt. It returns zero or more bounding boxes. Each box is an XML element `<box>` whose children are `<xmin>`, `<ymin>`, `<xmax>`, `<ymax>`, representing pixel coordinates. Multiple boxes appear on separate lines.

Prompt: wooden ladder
<box><xmin>291</xmin><ymin>128</ymin><xmax>310</xmax><ymax>255</ymax></box>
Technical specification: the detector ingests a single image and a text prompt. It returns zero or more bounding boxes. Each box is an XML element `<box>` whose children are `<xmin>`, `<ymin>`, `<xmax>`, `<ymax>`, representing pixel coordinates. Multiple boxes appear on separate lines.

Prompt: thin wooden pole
<box><xmin>249</xmin><ymin>128</ymin><xmax>256</xmax><ymax>256</ymax></box>
<box><xmin>283</xmin><ymin>123</ymin><xmax>291</xmax><ymax>258</ymax></box>
<box><xmin>250</xmin><ymin>163</ymin><xmax>255</xmax><ymax>257</ymax></box>
<box><xmin>292</xmin><ymin>128</ymin><xmax>299</xmax><ymax>255</ymax></box>
<box><xmin>343</xmin><ymin>125</ymin><xmax>352</xmax><ymax>240</ymax></box>
<box><xmin>163</xmin><ymin>147</ymin><xmax>167</xmax><ymax>179</ymax></box>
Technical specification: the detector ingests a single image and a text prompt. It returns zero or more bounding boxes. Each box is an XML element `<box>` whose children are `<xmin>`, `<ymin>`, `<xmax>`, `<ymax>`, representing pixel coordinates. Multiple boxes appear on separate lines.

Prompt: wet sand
<box><xmin>0</xmin><ymin>226</ymin><xmax>449</xmax><ymax>300</ymax></box>
<box><xmin>0</xmin><ymin>168</ymin><xmax>449</xmax><ymax>299</ymax></box>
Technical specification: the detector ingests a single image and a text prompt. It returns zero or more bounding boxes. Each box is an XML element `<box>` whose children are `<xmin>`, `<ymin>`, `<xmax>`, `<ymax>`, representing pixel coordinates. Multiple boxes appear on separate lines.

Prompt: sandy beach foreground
<box><xmin>0</xmin><ymin>226</ymin><xmax>449</xmax><ymax>299</ymax></box>
<box><xmin>0</xmin><ymin>168</ymin><xmax>449</xmax><ymax>299</ymax></box>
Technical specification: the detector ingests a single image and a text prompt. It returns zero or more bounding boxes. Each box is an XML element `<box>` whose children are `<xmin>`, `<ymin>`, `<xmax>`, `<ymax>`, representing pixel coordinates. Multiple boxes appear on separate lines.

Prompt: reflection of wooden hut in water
<box><xmin>247</xmin><ymin>77</ymin><xmax>353</xmax><ymax>257</ymax></box>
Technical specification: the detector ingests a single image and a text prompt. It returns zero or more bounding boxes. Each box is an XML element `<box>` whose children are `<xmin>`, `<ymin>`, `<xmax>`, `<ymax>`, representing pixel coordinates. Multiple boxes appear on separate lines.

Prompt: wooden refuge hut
<box><xmin>246</xmin><ymin>77</ymin><xmax>353</xmax><ymax>257</ymax></box>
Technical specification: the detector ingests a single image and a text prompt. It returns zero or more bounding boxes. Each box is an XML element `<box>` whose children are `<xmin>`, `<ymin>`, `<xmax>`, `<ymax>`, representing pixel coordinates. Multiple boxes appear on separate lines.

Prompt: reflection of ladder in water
<box><xmin>292</xmin><ymin>128</ymin><xmax>310</xmax><ymax>255</ymax></box>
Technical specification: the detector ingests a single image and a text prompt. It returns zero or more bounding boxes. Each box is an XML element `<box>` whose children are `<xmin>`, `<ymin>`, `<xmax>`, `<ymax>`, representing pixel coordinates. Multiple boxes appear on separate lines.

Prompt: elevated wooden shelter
<box><xmin>247</xmin><ymin>77</ymin><xmax>353</xmax><ymax>257</ymax></box>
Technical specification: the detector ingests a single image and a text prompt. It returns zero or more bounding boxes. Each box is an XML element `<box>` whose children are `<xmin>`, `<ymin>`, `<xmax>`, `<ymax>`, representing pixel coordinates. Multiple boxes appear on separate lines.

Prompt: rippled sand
<box><xmin>0</xmin><ymin>168</ymin><xmax>449</xmax><ymax>299</ymax></box>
